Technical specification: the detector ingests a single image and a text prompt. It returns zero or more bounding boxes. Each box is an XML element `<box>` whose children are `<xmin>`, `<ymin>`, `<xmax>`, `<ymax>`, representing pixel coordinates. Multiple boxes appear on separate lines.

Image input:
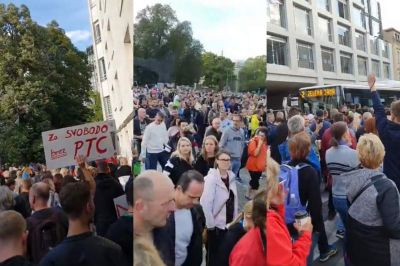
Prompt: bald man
<box><xmin>133</xmin><ymin>170</ymin><xmax>175</xmax><ymax>243</ymax></box>
<box><xmin>134</xmin><ymin>107</ymin><xmax>149</xmax><ymax>155</ymax></box>
<box><xmin>27</xmin><ymin>182</ymin><xmax>68</xmax><ymax>264</ymax></box>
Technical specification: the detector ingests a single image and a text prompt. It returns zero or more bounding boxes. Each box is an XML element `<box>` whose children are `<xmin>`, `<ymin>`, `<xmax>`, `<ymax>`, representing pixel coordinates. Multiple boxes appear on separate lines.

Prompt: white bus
<box><xmin>298</xmin><ymin>82</ymin><xmax>400</xmax><ymax>114</ymax></box>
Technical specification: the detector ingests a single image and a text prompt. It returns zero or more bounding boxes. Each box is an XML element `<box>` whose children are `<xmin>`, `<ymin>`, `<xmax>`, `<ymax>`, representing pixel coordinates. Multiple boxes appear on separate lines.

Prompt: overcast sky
<box><xmin>134</xmin><ymin>0</ymin><xmax>266</xmax><ymax>62</ymax></box>
<box><xmin>381</xmin><ymin>0</ymin><xmax>400</xmax><ymax>31</ymax></box>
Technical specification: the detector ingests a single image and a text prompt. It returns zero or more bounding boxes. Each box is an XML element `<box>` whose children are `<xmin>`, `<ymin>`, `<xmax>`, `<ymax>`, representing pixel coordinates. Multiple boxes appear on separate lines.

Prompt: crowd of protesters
<box><xmin>0</xmin><ymin>155</ymin><xmax>133</xmax><ymax>266</ymax></box>
<box><xmin>133</xmin><ymin>73</ymin><xmax>400</xmax><ymax>266</ymax></box>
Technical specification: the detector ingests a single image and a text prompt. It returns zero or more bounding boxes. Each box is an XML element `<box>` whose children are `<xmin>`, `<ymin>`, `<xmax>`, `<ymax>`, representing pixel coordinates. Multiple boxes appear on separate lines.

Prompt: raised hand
<box><xmin>368</xmin><ymin>73</ymin><xmax>376</xmax><ymax>91</ymax></box>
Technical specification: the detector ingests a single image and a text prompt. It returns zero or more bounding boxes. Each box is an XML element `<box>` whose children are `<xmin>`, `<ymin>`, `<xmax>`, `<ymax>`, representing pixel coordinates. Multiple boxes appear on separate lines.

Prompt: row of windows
<box><xmin>268</xmin><ymin>0</ymin><xmax>381</xmax><ymax>36</ymax></box>
<box><xmin>267</xmin><ymin>36</ymin><xmax>391</xmax><ymax>78</ymax></box>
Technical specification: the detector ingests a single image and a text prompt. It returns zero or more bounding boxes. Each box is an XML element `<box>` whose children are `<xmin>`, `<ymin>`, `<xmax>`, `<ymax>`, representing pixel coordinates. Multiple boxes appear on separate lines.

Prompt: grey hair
<box><xmin>276</xmin><ymin>111</ymin><xmax>284</xmax><ymax>120</ymax></box>
<box><xmin>0</xmin><ymin>186</ymin><xmax>15</xmax><ymax>211</ymax></box>
<box><xmin>133</xmin><ymin>177</ymin><xmax>155</xmax><ymax>203</ymax></box>
<box><xmin>287</xmin><ymin>115</ymin><xmax>305</xmax><ymax>134</ymax></box>
<box><xmin>362</xmin><ymin>112</ymin><xmax>373</xmax><ymax>121</ymax></box>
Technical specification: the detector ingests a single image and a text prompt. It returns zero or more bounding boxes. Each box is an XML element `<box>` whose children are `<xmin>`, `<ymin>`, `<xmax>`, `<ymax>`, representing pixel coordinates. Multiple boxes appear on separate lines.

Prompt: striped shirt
<box><xmin>326</xmin><ymin>145</ymin><xmax>360</xmax><ymax>198</ymax></box>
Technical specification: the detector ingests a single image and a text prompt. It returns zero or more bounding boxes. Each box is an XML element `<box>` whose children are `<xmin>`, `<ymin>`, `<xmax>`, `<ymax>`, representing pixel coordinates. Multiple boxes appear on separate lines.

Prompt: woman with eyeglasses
<box><xmin>200</xmin><ymin>150</ymin><xmax>238</xmax><ymax>266</ymax></box>
<box><xmin>163</xmin><ymin>137</ymin><xmax>194</xmax><ymax>186</ymax></box>
<box><xmin>245</xmin><ymin>127</ymin><xmax>268</xmax><ymax>199</ymax></box>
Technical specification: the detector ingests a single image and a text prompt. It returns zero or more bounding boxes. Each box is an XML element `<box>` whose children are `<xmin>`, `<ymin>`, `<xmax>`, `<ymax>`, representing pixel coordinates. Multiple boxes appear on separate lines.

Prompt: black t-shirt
<box><xmin>14</xmin><ymin>192</ymin><xmax>31</xmax><ymax>218</ymax></box>
<box><xmin>0</xmin><ymin>256</ymin><xmax>32</xmax><ymax>266</ymax></box>
<box><xmin>105</xmin><ymin>216</ymin><xmax>133</xmax><ymax>266</ymax></box>
<box><xmin>39</xmin><ymin>232</ymin><xmax>128</xmax><ymax>266</ymax></box>
<box><xmin>221</xmin><ymin>177</ymin><xmax>234</xmax><ymax>224</ymax></box>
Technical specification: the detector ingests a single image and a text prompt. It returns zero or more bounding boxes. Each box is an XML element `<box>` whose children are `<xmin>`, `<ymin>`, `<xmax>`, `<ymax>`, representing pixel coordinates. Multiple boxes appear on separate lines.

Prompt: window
<box><xmin>94</xmin><ymin>22</ymin><xmax>101</xmax><ymax>43</ymax></box>
<box><xmin>318</xmin><ymin>16</ymin><xmax>332</xmax><ymax>42</ymax></box>
<box><xmin>337</xmin><ymin>0</ymin><xmax>349</xmax><ymax>20</ymax></box>
<box><xmin>372</xmin><ymin>60</ymin><xmax>380</xmax><ymax>77</ymax></box>
<box><xmin>383</xmin><ymin>63</ymin><xmax>390</xmax><ymax>79</ymax></box>
<box><xmin>340</xmin><ymin>52</ymin><xmax>353</xmax><ymax>74</ymax></box>
<box><xmin>297</xmin><ymin>41</ymin><xmax>314</xmax><ymax>69</ymax></box>
<box><xmin>104</xmin><ymin>96</ymin><xmax>113</xmax><ymax>120</ymax></box>
<box><xmin>267</xmin><ymin>34</ymin><xmax>287</xmax><ymax>65</ymax></box>
<box><xmin>355</xmin><ymin>31</ymin><xmax>366</xmax><ymax>51</ymax></box>
<box><xmin>352</xmin><ymin>6</ymin><xmax>366</xmax><ymax>29</ymax></box>
<box><xmin>318</xmin><ymin>0</ymin><xmax>330</xmax><ymax>12</ymax></box>
<box><xmin>357</xmin><ymin>56</ymin><xmax>367</xmax><ymax>76</ymax></box>
<box><xmin>371</xmin><ymin>20</ymin><xmax>380</xmax><ymax>37</ymax></box>
<box><xmin>294</xmin><ymin>6</ymin><xmax>312</xmax><ymax>36</ymax></box>
<box><xmin>321</xmin><ymin>48</ymin><xmax>335</xmax><ymax>72</ymax></box>
<box><xmin>370</xmin><ymin>0</ymin><xmax>379</xmax><ymax>19</ymax></box>
<box><xmin>370</xmin><ymin>36</ymin><xmax>378</xmax><ymax>55</ymax></box>
<box><xmin>98</xmin><ymin>57</ymin><xmax>107</xmax><ymax>81</ymax></box>
<box><xmin>382</xmin><ymin>42</ymin><xmax>389</xmax><ymax>58</ymax></box>
<box><xmin>267</xmin><ymin>0</ymin><xmax>285</xmax><ymax>27</ymax></box>
<box><xmin>338</xmin><ymin>24</ymin><xmax>351</xmax><ymax>47</ymax></box>
<box><xmin>397</xmin><ymin>50</ymin><xmax>400</xmax><ymax>63</ymax></box>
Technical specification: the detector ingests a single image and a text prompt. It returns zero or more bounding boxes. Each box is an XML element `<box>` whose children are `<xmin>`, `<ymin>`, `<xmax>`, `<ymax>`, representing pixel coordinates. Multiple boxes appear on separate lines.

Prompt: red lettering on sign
<box><xmin>51</xmin><ymin>148</ymin><xmax>67</xmax><ymax>160</ymax></box>
<box><xmin>73</xmin><ymin>137</ymin><xmax>109</xmax><ymax>159</ymax></box>
<box><xmin>48</xmin><ymin>134</ymin><xmax>58</xmax><ymax>142</ymax></box>
<box><xmin>96</xmin><ymin>136</ymin><xmax>107</xmax><ymax>154</ymax></box>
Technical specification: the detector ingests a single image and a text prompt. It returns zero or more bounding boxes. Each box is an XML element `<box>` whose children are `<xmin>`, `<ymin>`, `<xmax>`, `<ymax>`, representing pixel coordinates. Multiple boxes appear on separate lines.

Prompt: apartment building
<box><xmin>383</xmin><ymin>28</ymin><xmax>400</xmax><ymax>80</ymax></box>
<box><xmin>88</xmin><ymin>0</ymin><xmax>133</xmax><ymax>160</ymax></box>
<box><xmin>267</xmin><ymin>0</ymin><xmax>393</xmax><ymax>104</ymax></box>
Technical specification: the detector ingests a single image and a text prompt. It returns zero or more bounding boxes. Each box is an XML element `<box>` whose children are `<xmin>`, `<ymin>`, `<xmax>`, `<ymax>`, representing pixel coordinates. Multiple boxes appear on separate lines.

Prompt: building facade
<box><xmin>87</xmin><ymin>0</ymin><xmax>133</xmax><ymax>160</ymax></box>
<box><xmin>383</xmin><ymin>28</ymin><xmax>400</xmax><ymax>80</ymax></box>
<box><xmin>267</xmin><ymin>0</ymin><xmax>393</xmax><ymax>103</ymax></box>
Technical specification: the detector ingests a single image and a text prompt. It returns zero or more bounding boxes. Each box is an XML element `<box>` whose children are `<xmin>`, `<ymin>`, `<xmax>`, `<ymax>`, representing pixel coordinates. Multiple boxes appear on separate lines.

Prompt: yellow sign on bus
<box><xmin>300</xmin><ymin>88</ymin><xmax>336</xmax><ymax>98</ymax></box>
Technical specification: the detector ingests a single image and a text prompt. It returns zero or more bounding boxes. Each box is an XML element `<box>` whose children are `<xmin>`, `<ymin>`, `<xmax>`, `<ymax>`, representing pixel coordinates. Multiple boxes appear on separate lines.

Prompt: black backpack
<box><xmin>29</xmin><ymin>212</ymin><xmax>67</xmax><ymax>264</ymax></box>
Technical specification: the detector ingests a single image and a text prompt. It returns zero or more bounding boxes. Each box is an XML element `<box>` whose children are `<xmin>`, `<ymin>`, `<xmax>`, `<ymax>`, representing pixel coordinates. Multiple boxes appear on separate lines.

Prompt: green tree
<box><xmin>202</xmin><ymin>52</ymin><xmax>235</xmax><ymax>90</ymax></box>
<box><xmin>238</xmin><ymin>56</ymin><xmax>266</xmax><ymax>92</ymax></box>
<box><xmin>134</xmin><ymin>4</ymin><xmax>203</xmax><ymax>84</ymax></box>
<box><xmin>0</xmin><ymin>4</ymin><xmax>93</xmax><ymax>165</ymax></box>
<box><xmin>88</xmin><ymin>90</ymin><xmax>104</xmax><ymax>122</ymax></box>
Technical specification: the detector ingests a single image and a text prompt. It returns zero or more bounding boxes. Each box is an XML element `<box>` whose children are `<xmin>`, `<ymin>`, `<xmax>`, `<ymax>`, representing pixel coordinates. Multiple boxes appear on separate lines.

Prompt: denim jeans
<box><xmin>230</xmin><ymin>157</ymin><xmax>241</xmax><ymax>177</ymax></box>
<box><xmin>145</xmin><ymin>151</ymin><xmax>170</xmax><ymax>170</ymax></box>
<box><xmin>333</xmin><ymin>197</ymin><xmax>349</xmax><ymax>266</ymax></box>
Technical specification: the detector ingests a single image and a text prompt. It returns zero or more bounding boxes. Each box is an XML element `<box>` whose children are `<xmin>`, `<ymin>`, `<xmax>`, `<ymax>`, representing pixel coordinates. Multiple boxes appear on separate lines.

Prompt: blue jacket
<box><xmin>372</xmin><ymin>91</ymin><xmax>400</xmax><ymax>190</ymax></box>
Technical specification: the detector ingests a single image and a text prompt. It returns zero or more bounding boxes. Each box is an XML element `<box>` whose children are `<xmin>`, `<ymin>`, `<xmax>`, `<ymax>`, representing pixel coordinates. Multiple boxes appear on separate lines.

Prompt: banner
<box><xmin>42</xmin><ymin>121</ymin><xmax>115</xmax><ymax>169</ymax></box>
<box><xmin>114</xmin><ymin>194</ymin><xmax>128</xmax><ymax>218</ymax></box>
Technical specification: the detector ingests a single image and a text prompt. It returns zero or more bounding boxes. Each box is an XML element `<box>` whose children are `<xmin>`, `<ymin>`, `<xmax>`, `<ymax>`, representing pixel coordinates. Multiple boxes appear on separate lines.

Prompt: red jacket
<box><xmin>267</xmin><ymin>205</ymin><xmax>311</xmax><ymax>266</ymax></box>
<box><xmin>229</xmin><ymin>227</ymin><xmax>266</xmax><ymax>266</ymax></box>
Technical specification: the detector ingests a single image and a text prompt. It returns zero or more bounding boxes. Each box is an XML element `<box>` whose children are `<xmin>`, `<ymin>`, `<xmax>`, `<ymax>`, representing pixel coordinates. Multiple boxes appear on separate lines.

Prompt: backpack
<box><xmin>29</xmin><ymin>211</ymin><xmax>67</xmax><ymax>264</ymax></box>
<box><xmin>240</xmin><ymin>141</ymin><xmax>249</xmax><ymax>168</ymax></box>
<box><xmin>280</xmin><ymin>163</ymin><xmax>310</xmax><ymax>224</ymax></box>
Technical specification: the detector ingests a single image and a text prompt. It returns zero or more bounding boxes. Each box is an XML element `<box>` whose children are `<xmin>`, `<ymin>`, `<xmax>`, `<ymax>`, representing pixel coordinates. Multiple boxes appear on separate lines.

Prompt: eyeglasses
<box><xmin>218</xmin><ymin>158</ymin><xmax>231</xmax><ymax>162</ymax></box>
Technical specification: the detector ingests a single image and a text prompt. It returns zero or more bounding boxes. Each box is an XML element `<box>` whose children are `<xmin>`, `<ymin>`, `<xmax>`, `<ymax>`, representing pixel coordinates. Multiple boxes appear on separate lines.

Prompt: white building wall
<box><xmin>267</xmin><ymin>0</ymin><xmax>393</xmax><ymax>90</ymax></box>
<box><xmin>88</xmin><ymin>0</ymin><xmax>133</xmax><ymax>161</ymax></box>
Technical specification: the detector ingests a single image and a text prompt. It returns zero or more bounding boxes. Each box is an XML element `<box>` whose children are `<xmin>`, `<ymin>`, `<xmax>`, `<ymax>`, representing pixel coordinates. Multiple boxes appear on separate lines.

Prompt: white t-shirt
<box><xmin>174</xmin><ymin>208</ymin><xmax>193</xmax><ymax>266</ymax></box>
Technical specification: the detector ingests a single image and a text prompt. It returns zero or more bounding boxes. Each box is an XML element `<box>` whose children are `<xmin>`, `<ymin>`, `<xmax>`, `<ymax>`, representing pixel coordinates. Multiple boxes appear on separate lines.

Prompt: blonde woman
<box><xmin>163</xmin><ymin>137</ymin><xmax>194</xmax><ymax>186</ymax></box>
<box><xmin>194</xmin><ymin>135</ymin><xmax>219</xmax><ymax>176</ymax></box>
<box><xmin>200</xmin><ymin>150</ymin><xmax>238</xmax><ymax>266</ymax></box>
<box><xmin>344</xmin><ymin>133</ymin><xmax>400</xmax><ymax>266</ymax></box>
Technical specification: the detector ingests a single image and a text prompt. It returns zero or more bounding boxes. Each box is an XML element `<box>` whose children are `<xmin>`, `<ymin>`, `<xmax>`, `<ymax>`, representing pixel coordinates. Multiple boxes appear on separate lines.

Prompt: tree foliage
<box><xmin>88</xmin><ymin>90</ymin><xmax>103</xmax><ymax>122</ymax></box>
<box><xmin>0</xmin><ymin>4</ymin><xmax>93</xmax><ymax>165</ymax></box>
<box><xmin>202</xmin><ymin>52</ymin><xmax>235</xmax><ymax>90</ymax></box>
<box><xmin>238</xmin><ymin>56</ymin><xmax>266</xmax><ymax>92</ymax></box>
<box><xmin>134</xmin><ymin>4</ymin><xmax>203</xmax><ymax>85</ymax></box>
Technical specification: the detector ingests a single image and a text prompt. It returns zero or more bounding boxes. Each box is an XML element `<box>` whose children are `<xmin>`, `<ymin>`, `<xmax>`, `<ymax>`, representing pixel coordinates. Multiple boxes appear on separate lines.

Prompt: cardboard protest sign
<box><xmin>114</xmin><ymin>194</ymin><xmax>128</xmax><ymax>218</ymax></box>
<box><xmin>42</xmin><ymin>121</ymin><xmax>115</xmax><ymax>169</ymax></box>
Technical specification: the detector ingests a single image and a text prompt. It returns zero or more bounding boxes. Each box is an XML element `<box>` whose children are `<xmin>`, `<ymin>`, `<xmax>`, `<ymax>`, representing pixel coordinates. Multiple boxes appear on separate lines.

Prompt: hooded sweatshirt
<box><xmin>219</xmin><ymin>126</ymin><xmax>245</xmax><ymax>158</ymax></box>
